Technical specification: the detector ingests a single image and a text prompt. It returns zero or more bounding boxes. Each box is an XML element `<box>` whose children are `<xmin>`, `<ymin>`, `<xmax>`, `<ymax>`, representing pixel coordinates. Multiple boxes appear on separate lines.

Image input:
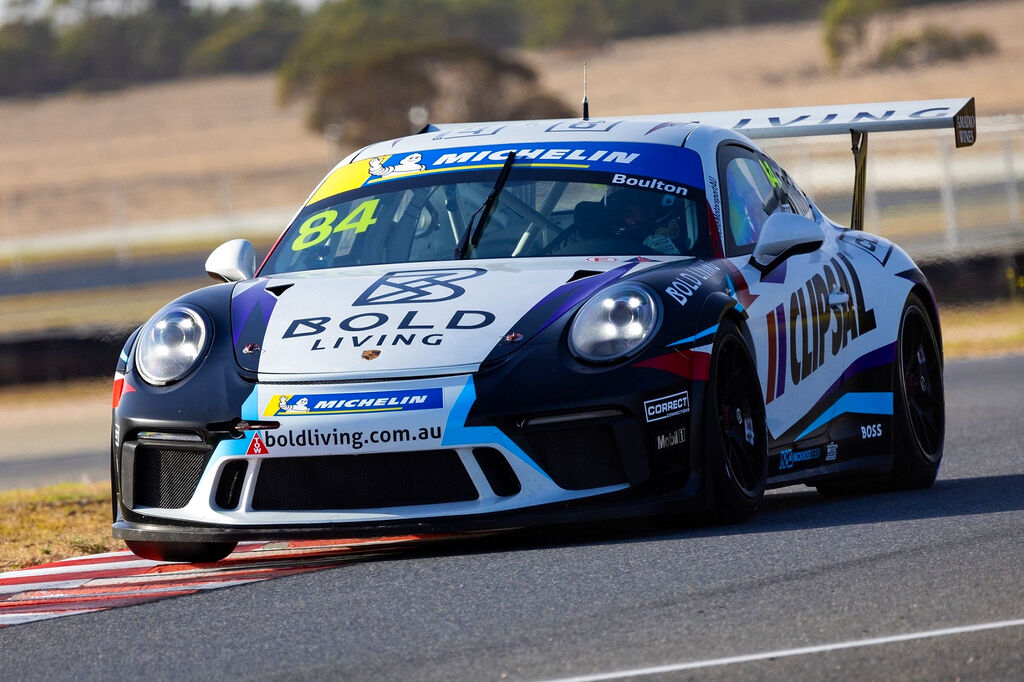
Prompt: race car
<box><xmin>111</xmin><ymin>97</ymin><xmax>974</xmax><ymax>562</ymax></box>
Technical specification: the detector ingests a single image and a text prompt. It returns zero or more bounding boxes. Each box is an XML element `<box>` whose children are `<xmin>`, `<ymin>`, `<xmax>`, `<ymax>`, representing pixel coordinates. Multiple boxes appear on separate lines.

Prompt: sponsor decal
<box><xmin>434</xmin><ymin>147</ymin><xmax>638</xmax><ymax>166</ymax></box>
<box><xmin>261</xmin><ymin>425</ymin><xmax>443</xmax><ymax>451</ymax></box>
<box><xmin>779</xmin><ymin>447</ymin><xmax>821</xmax><ymax>470</ymax></box>
<box><xmin>586</xmin><ymin>256</ymin><xmax>618</xmax><ymax>262</ymax></box>
<box><xmin>611</xmin><ymin>173</ymin><xmax>688</xmax><ymax>196</ymax></box>
<box><xmin>545</xmin><ymin>119</ymin><xmax>622</xmax><ymax>133</ymax></box>
<box><xmin>784</xmin><ymin>253</ymin><xmax>877</xmax><ymax>388</ymax></box>
<box><xmin>282</xmin><ymin>308</ymin><xmax>495</xmax><ymax>352</ymax></box>
<box><xmin>368</xmin><ymin>154</ymin><xmax>425</xmax><ymax>177</ymax></box>
<box><xmin>307</xmin><ymin>141</ymin><xmax>704</xmax><ymax>207</ymax></box>
<box><xmin>656</xmin><ymin>427</ymin><xmax>687</xmax><ymax>450</ymax></box>
<box><xmin>431</xmin><ymin>124</ymin><xmax>507</xmax><ymax>140</ymax></box>
<box><xmin>353</xmin><ymin>268</ymin><xmax>485</xmax><ymax>306</ymax></box>
<box><xmin>246</xmin><ymin>432</ymin><xmax>269</xmax><ymax>455</ymax></box>
<box><xmin>860</xmin><ymin>423</ymin><xmax>883</xmax><ymax>439</ymax></box>
<box><xmin>826</xmin><ymin>441</ymin><xmax>838</xmax><ymax>462</ymax></box>
<box><xmin>644</xmin><ymin>390</ymin><xmax>690</xmax><ymax>422</ymax></box>
<box><xmin>838</xmin><ymin>230</ymin><xmax>893</xmax><ymax>266</ymax></box>
<box><xmin>764</xmin><ymin>303</ymin><xmax>788</xmax><ymax>404</ymax></box>
<box><xmin>665</xmin><ymin>262</ymin><xmax>720</xmax><ymax>306</ymax></box>
<box><xmin>263</xmin><ymin>388</ymin><xmax>443</xmax><ymax>417</ymax></box>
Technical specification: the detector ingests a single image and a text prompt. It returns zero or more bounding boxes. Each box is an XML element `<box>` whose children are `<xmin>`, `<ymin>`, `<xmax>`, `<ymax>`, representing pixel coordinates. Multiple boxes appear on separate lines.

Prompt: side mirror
<box><xmin>750</xmin><ymin>213</ymin><xmax>823</xmax><ymax>274</ymax></box>
<box><xmin>205</xmin><ymin>239</ymin><xmax>256</xmax><ymax>282</ymax></box>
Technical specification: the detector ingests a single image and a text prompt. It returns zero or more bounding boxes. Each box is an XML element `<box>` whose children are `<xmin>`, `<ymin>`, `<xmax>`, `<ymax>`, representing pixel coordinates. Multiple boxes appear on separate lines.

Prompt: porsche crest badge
<box><xmin>361</xmin><ymin>349</ymin><xmax>381</xmax><ymax>361</ymax></box>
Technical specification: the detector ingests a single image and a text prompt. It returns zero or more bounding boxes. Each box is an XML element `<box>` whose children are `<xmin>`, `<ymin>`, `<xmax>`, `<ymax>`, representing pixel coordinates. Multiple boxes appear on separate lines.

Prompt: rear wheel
<box><xmin>126</xmin><ymin>540</ymin><xmax>237</xmax><ymax>563</ymax></box>
<box><xmin>815</xmin><ymin>292</ymin><xmax>944</xmax><ymax>496</ymax></box>
<box><xmin>702</xmin><ymin>318</ymin><xmax>768</xmax><ymax>522</ymax></box>
<box><xmin>891</xmin><ymin>293</ymin><xmax>944</xmax><ymax>488</ymax></box>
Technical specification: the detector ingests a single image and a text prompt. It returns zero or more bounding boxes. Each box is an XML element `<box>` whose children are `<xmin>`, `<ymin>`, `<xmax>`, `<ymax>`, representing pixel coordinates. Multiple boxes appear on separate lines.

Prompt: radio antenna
<box><xmin>581</xmin><ymin>62</ymin><xmax>589</xmax><ymax>120</ymax></box>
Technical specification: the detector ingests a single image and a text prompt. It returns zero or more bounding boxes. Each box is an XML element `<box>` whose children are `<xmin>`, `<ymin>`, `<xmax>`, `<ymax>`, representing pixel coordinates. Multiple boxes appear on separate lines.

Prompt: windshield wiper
<box><xmin>454</xmin><ymin>151</ymin><xmax>517</xmax><ymax>260</ymax></box>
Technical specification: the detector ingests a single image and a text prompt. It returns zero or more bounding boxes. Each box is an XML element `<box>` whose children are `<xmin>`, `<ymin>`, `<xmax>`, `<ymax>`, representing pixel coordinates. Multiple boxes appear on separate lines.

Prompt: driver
<box><xmin>605</xmin><ymin>190</ymin><xmax>681</xmax><ymax>255</ymax></box>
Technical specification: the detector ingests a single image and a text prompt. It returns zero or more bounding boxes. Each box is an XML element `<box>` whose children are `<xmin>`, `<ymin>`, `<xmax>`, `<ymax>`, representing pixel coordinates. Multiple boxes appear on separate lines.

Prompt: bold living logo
<box><xmin>353</xmin><ymin>268</ymin><xmax>485</xmax><ymax>306</ymax></box>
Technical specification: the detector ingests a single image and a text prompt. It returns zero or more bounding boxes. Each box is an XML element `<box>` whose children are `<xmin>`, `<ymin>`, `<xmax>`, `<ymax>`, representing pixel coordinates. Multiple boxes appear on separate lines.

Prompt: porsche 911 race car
<box><xmin>111</xmin><ymin>97</ymin><xmax>975</xmax><ymax>562</ymax></box>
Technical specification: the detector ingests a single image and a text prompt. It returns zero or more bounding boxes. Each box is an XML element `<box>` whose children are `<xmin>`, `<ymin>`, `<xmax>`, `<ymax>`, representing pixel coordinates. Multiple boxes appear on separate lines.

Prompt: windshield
<box><xmin>261</xmin><ymin>164</ymin><xmax>709</xmax><ymax>275</ymax></box>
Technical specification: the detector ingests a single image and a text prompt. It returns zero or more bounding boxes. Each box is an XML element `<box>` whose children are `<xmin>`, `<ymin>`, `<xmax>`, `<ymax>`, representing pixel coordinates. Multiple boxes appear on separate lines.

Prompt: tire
<box><xmin>702</xmin><ymin>318</ymin><xmax>769</xmax><ymax>523</ymax></box>
<box><xmin>126</xmin><ymin>540</ymin><xmax>237</xmax><ymax>563</ymax></box>
<box><xmin>890</xmin><ymin>293</ymin><xmax>945</xmax><ymax>488</ymax></box>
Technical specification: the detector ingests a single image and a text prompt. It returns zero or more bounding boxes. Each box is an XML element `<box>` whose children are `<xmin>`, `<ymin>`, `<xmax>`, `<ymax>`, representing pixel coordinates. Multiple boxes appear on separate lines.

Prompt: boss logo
<box><xmin>860</xmin><ymin>423</ymin><xmax>883</xmax><ymax>439</ymax></box>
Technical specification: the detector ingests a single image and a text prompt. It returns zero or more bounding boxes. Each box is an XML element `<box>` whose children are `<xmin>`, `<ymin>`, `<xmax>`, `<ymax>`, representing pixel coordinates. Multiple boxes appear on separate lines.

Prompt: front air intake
<box><xmin>524</xmin><ymin>423</ymin><xmax>626</xmax><ymax>490</ymax></box>
<box><xmin>132</xmin><ymin>445</ymin><xmax>211</xmax><ymax>509</ymax></box>
<box><xmin>251</xmin><ymin>450</ymin><xmax>478</xmax><ymax>510</ymax></box>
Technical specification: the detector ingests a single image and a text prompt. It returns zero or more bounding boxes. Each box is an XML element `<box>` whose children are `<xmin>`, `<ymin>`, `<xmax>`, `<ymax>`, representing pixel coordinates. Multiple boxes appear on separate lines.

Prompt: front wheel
<box><xmin>126</xmin><ymin>540</ymin><xmax>237</xmax><ymax>563</ymax></box>
<box><xmin>702</xmin><ymin>318</ymin><xmax>768</xmax><ymax>523</ymax></box>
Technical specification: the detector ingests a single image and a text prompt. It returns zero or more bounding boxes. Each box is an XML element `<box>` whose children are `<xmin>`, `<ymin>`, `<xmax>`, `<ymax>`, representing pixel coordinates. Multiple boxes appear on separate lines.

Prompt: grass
<box><xmin>0</xmin><ymin>279</ymin><xmax>208</xmax><ymax>335</ymax></box>
<box><xmin>941</xmin><ymin>299</ymin><xmax>1024</xmax><ymax>357</ymax></box>
<box><xmin>0</xmin><ymin>483</ymin><xmax>123</xmax><ymax>572</ymax></box>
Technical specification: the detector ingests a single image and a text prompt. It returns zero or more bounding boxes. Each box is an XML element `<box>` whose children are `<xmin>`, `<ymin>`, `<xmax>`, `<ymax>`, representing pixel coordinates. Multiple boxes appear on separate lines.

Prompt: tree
<box><xmin>822</xmin><ymin>0</ymin><xmax>896</xmax><ymax>70</ymax></box>
<box><xmin>306</xmin><ymin>41</ymin><xmax>572</xmax><ymax>147</ymax></box>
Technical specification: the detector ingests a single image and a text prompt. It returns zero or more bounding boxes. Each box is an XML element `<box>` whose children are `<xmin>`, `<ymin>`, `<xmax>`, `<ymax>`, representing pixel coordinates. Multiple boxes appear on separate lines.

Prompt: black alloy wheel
<box><xmin>704</xmin><ymin>318</ymin><xmax>768</xmax><ymax>522</ymax></box>
<box><xmin>891</xmin><ymin>293</ymin><xmax>945</xmax><ymax>488</ymax></box>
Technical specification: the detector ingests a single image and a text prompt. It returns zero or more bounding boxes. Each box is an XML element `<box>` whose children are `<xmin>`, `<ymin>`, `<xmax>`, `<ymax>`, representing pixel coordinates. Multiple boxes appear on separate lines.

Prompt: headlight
<box><xmin>568</xmin><ymin>282</ymin><xmax>661</xmax><ymax>363</ymax></box>
<box><xmin>135</xmin><ymin>305</ymin><xmax>209</xmax><ymax>385</ymax></box>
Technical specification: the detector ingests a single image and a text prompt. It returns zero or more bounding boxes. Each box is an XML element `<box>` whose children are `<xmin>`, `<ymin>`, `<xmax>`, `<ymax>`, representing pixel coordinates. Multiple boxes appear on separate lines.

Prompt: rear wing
<box><xmin>652</xmin><ymin>97</ymin><xmax>976</xmax><ymax>148</ymax></box>
<box><xmin>648</xmin><ymin>97</ymin><xmax>976</xmax><ymax>230</ymax></box>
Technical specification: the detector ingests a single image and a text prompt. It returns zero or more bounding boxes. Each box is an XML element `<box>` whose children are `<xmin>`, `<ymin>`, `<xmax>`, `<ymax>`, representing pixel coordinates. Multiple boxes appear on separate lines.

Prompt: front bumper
<box><xmin>114</xmin><ymin>365</ymin><xmax>702</xmax><ymax>541</ymax></box>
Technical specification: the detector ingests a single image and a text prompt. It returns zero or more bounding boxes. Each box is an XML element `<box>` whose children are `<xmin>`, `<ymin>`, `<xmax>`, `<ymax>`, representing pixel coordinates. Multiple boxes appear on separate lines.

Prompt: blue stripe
<box><xmin>795</xmin><ymin>391</ymin><xmax>893</xmax><ymax>440</ymax></box>
<box><xmin>443</xmin><ymin>377</ymin><xmax>550</xmax><ymax>480</ymax></box>
<box><xmin>669</xmin><ymin>324</ymin><xmax>719</xmax><ymax>348</ymax></box>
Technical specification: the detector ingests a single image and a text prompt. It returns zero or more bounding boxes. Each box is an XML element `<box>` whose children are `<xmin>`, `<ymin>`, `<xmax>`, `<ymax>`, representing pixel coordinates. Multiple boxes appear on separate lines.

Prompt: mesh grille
<box><xmin>524</xmin><ymin>423</ymin><xmax>626</xmax><ymax>490</ymax></box>
<box><xmin>133</xmin><ymin>446</ymin><xmax>211</xmax><ymax>509</ymax></box>
<box><xmin>252</xmin><ymin>450</ymin><xmax>477</xmax><ymax>511</ymax></box>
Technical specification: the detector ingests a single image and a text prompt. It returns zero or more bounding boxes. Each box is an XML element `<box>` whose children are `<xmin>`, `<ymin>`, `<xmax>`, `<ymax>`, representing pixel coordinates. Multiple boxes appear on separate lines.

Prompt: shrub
<box><xmin>874</xmin><ymin>25</ymin><xmax>996</xmax><ymax>68</ymax></box>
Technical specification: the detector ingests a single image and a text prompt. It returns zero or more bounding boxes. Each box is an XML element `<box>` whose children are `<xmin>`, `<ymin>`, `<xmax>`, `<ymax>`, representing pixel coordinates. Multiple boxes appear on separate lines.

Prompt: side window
<box><xmin>721</xmin><ymin>147</ymin><xmax>775</xmax><ymax>255</ymax></box>
<box><xmin>767</xmin><ymin>157</ymin><xmax>814</xmax><ymax>219</ymax></box>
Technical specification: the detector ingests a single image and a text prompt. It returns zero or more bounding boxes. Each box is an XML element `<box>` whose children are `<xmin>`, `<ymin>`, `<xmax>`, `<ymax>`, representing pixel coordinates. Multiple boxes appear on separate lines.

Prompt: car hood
<box><xmin>230</xmin><ymin>257</ymin><xmax>664</xmax><ymax>378</ymax></box>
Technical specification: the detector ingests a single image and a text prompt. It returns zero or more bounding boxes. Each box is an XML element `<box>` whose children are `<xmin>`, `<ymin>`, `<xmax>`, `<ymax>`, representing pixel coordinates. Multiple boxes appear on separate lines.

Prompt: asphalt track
<box><xmin>2</xmin><ymin>353</ymin><xmax>1022</xmax><ymax>680</ymax></box>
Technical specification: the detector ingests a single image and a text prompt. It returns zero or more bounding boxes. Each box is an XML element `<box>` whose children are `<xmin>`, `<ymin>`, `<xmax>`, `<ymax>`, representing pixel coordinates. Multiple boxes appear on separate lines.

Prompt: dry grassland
<box><xmin>0</xmin><ymin>482</ymin><xmax>121</xmax><ymax>571</ymax></box>
<box><xmin>0</xmin><ymin>1</ymin><xmax>1020</xmax><ymax>245</ymax></box>
<box><xmin>526</xmin><ymin>1</ymin><xmax>1024</xmax><ymax>115</ymax></box>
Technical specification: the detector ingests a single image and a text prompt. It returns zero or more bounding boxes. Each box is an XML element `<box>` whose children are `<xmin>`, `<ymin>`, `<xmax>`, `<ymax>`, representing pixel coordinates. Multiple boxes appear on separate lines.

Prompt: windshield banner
<box><xmin>308</xmin><ymin>141</ymin><xmax>704</xmax><ymax>205</ymax></box>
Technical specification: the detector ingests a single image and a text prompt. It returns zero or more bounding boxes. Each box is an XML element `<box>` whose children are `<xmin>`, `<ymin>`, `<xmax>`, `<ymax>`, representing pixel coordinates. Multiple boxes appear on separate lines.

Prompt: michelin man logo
<box><xmin>368</xmin><ymin>154</ymin><xmax>426</xmax><ymax>177</ymax></box>
<box><xmin>278</xmin><ymin>396</ymin><xmax>310</xmax><ymax>413</ymax></box>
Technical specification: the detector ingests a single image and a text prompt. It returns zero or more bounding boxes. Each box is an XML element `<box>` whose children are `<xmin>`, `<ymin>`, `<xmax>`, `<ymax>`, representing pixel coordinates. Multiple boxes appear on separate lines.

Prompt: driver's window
<box><xmin>722</xmin><ymin>152</ymin><xmax>776</xmax><ymax>255</ymax></box>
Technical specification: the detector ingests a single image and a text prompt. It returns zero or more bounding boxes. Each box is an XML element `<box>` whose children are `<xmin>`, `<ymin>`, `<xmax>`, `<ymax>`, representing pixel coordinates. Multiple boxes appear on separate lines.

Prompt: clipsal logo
<box><xmin>644</xmin><ymin>390</ymin><xmax>690</xmax><ymax>422</ymax></box>
<box><xmin>264</xmin><ymin>388</ymin><xmax>443</xmax><ymax>417</ymax></box>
